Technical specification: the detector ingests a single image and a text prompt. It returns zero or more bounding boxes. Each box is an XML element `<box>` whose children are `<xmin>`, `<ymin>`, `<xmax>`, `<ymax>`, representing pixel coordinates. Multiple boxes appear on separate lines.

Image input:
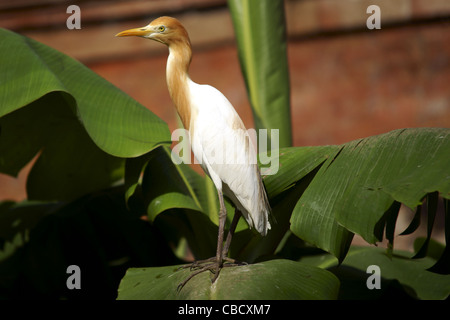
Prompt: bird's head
<box><xmin>116</xmin><ymin>16</ymin><xmax>190</xmax><ymax>47</ymax></box>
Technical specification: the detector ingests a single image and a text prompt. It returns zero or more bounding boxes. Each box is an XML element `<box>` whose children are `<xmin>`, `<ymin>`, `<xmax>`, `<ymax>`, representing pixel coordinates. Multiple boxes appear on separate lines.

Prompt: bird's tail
<box><xmin>238</xmin><ymin>167</ymin><xmax>272</xmax><ymax>236</ymax></box>
<box><xmin>254</xmin><ymin>175</ymin><xmax>272</xmax><ymax>236</ymax></box>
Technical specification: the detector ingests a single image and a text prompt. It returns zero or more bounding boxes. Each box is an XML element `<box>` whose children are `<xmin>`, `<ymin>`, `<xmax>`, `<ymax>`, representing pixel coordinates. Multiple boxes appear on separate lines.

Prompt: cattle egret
<box><xmin>116</xmin><ymin>16</ymin><xmax>271</xmax><ymax>289</ymax></box>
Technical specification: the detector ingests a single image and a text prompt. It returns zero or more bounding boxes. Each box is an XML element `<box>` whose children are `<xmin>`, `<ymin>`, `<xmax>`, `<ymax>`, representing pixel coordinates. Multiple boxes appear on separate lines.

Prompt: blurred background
<box><xmin>1</xmin><ymin>0</ymin><xmax>449</xmax><ymax>246</ymax></box>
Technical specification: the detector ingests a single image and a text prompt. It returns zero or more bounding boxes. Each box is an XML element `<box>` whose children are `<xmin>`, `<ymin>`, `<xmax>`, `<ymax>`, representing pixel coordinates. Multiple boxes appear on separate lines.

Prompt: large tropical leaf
<box><xmin>291</xmin><ymin>128</ymin><xmax>450</xmax><ymax>261</ymax></box>
<box><xmin>140</xmin><ymin>147</ymin><xmax>203</xmax><ymax>221</ymax></box>
<box><xmin>117</xmin><ymin>259</ymin><xmax>339</xmax><ymax>300</ymax></box>
<box><xmin>302</xmin><ymin>246</ymin><xmax>450</xmax><ymax>300</ymax></box>
<box><xmin>228</xmin><ymin>0</ymin><xmax>292</xmax><ymax>147</ymax></box>
<box><xmin>262</xmin><ymin>146</ymin><xmax>339</xmax><ymax>198</ymax></box>
<box><xmin>0</xmin><ymin>28</ymin><xmax>170</xmax><ymax>158</ymax></box>
<box><xmin>0</xmin><ymin>28</ymin><xmax>171</xmax><ymax>200</ymax></box>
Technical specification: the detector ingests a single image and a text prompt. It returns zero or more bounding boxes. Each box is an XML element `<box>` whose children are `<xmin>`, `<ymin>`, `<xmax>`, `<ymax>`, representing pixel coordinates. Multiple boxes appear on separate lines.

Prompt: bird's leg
<box><xmin>222</xmin><ymin>209</ymin><xmax>241</xmax><ymax>257</ymax></box>
<box><xmin>177</xmin><ymin>189</ymin><xmax>228</xmax><ymax>291</ymax></box>
<box><xmin>210</xmin><ymin>189</ymin><xmax>227</xmax><ymax>283</ymax></box>
<box><xmin>180</xmin><ymin>209</ymin><xmax>243</xmax><ymax>272</ymax></box>
<box><xmin>220</xmin><ymin>209</ymin><xmax>248</xmax><ymax>267</ymax></box>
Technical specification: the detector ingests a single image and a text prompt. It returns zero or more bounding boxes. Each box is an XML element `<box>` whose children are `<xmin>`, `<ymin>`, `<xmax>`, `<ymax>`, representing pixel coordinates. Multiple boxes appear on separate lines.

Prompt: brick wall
<box><xmin>1</xmin><ymin>0</ymin><xmax>449</xmax><ymax>201</ymax></box>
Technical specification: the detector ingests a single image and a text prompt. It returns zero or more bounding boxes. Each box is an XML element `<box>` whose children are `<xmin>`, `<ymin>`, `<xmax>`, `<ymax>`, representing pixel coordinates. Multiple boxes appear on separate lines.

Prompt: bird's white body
<box><xmin>186</xmin><ymin>80</ymin><xmax>271</xmax><ymax>235</ymax></box>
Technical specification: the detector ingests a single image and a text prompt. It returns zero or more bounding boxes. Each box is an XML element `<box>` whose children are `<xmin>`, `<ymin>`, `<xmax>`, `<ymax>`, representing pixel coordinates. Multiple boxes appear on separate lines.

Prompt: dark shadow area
<box><xmin>0</xmin><ymin>187</ymin><xmax>180</xmax><ymax>299</ymax></box>
<box><xmin>328</xmin><ymin>265</ymin><xmax>415</xmax><ymax>300</ymax></box>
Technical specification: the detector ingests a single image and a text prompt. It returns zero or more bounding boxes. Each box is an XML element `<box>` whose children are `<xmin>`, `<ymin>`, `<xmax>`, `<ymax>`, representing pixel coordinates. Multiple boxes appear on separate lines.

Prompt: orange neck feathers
<box><xmin>165</xmin><ymin>25</ymin><xmax>193</xmax><ymax>131</ymax></box>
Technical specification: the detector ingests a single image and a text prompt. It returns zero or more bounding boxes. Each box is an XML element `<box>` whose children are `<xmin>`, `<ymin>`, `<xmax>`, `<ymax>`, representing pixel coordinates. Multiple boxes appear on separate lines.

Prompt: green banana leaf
<box><xmin>291</xmin><ymin>128</ymin><xmax>450</xmax><ymax>261</ymax></box>
<box><xmin>117</xmin><ymin>259</ymin><xmax>339</xmax><ymax>300</ymax></box>
<box><xmin>302</xmin><ymin>246</ymin><xmax>450</xmax><ymax>300</ymax></box>
<box><xmin>141</xmin><ymin>147</ymin><xmax>203</xmax><ymax>221</ymax></box>
<box><xmin>0</xmin><ymin>28</ymin><xmax>171</xmax><ymax>200</ymax></box>
<box><xmin>228</xmin><ymin>0</ymin><xmax>292</xmax><ymax>148</ymax></box>
<box><xmin>0</xmin><ymin>28</ymin><xmax>170</xmax><ymax>158</ymax></box>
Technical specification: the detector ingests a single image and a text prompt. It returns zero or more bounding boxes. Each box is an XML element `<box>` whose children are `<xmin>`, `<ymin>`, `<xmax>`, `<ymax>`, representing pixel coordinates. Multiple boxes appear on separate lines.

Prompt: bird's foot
<box><xmin>179</xmin><ymin>256</ymin><xmax>246</xmax><ymax>271</ymax></box>
<box><xmin>177</xmin><ymin>257</ymin><xmax>247</xmax><ymax>292</ymax></box>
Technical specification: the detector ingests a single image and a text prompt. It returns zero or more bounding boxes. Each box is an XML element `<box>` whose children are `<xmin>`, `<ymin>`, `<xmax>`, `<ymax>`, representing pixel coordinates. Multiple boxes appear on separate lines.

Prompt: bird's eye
<box><xmin>158</xmin><ymin>26</ymin><xmax>165</xmax><ymax>32</ymax></box>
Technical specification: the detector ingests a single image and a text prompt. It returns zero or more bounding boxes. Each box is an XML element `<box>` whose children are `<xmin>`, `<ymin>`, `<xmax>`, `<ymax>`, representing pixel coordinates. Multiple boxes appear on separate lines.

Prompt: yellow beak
<box><xmin>115</xmin><ymin>27</ymin><xmax>148</xmax><ymax>37</ymax></box>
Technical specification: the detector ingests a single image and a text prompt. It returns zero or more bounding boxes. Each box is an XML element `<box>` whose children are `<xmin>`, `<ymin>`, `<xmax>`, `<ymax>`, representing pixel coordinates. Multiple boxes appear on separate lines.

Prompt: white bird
<box><xmin>116</xmin><ymin>16</ymin><xmax>271</xmax><ymax>288</ymax></box>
